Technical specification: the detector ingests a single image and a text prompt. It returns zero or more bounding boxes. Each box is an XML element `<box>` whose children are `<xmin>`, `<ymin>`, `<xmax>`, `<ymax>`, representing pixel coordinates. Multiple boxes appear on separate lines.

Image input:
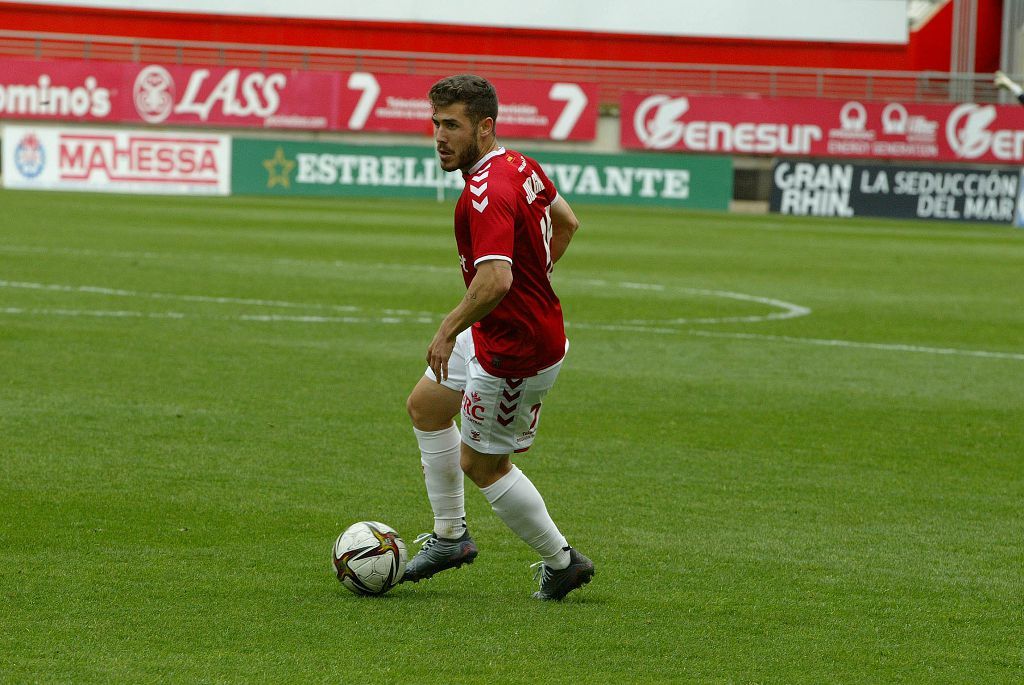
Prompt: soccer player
<box><xmin>403</xmin><ymin>74</ymin><xmax>594</xmax><ymax>601</ymax></box>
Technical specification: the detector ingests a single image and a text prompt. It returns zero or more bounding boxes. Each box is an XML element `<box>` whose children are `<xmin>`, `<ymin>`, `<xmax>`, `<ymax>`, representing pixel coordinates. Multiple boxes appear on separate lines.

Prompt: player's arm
<box><xmin>427</xmin><ymin>259</ymin><xmax>513</xmax><ymax>382</ymax></box>
<box><xmin>549</xmin><ymin>196</ymin><xmax>580</xmax><ymax>264</ymax></box>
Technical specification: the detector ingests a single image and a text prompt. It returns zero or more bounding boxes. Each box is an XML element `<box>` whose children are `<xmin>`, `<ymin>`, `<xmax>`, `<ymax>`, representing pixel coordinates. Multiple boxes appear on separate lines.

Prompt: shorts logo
<box><xmin>497</xmin><ymin>378</ymin><xmax>523</xmax><ymax>427</ymax></box>
<box><xmin>462</xmin><ymin>391</ymin><xmax>486</xmax><ymax>424</ymax></box>
<box><xmin>14</xmin><ymin>133</ymin><xmax>45</xmax><ymax>179</ymax></box>
<box><xmin>515</xmin><ymin>429</ymin><xmax>535</xmax><ymax>444</ymax></box>
<box><xmin>470</xmin><ymin>430</ymin><xmax>481</xmax><ymax>442</ymax></box>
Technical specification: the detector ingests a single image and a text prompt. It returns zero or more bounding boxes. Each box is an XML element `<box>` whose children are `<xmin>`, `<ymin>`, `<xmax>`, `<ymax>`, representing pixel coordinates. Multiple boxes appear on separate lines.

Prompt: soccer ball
<box><xmin>332</xmin><ymin>521</ymin><xmax>407</xmax><ymax>596</ymax></box>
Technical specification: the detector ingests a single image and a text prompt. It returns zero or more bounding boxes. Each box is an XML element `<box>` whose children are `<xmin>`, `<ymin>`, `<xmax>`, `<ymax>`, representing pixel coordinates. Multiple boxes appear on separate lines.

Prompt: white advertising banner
<box><xmin>19</xmin><ymin>1</ymin><xmax>909</xmax><ymax>43</ymax></box>
<box><xmin>2</xmin><ymin>125</ymin><xmax>231</xmax><ymax>195</ymax></box>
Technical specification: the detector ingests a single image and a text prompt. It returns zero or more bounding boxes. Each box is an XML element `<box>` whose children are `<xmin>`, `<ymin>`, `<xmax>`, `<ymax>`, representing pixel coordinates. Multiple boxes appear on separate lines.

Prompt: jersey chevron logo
<box><xmin>496</xmin><ymin>377</ymin><xmax>524</xmax><ymax>426</ymax></box>
<box><xmin>469</xmin><ymin>164</ymin><xmax>490</xmax><ymax>212</ymax></box>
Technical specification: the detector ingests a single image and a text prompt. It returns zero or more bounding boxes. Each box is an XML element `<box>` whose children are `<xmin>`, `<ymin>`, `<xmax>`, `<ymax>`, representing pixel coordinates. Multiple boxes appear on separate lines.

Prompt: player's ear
<box><xmin>478</xmin><ymin>116</ymin><xmax>495</xmax><ymax>139</ymax></box>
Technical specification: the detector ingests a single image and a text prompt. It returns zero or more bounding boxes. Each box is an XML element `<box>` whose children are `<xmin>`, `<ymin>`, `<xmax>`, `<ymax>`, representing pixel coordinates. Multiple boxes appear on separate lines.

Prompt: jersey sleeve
<box><xmin>469</xmin><ymin>170</ymin><xmax>517</xmax><ymax>266</ymax></box>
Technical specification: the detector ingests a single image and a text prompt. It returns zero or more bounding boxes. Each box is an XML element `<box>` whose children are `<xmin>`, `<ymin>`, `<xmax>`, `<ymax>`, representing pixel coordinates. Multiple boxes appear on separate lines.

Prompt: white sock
<box><xmin>414</xmin><ymin>424</ymin><xmax>466</xmax><ymax>539</ymax></box>
<box><xmin>480</xmin><ymin>465</ymin><xmax>571</xmax><ymax>570</ymax></box>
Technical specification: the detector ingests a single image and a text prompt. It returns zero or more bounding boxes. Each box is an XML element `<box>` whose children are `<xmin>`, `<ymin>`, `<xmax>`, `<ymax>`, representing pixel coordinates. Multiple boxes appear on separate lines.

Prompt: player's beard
<box><xmin>438</xmin><ymin>131</ymin><xmax>485</xmax><ymax>173</ymax></box>
<box><xmin>449</xmin><ymin>139</ymin><xmax>480</xmax><ymax>173</ymax></box>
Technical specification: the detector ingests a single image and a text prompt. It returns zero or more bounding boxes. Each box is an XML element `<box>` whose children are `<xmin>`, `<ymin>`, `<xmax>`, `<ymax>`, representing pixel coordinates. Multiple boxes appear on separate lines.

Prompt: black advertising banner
<box><xmin>770</xmin><ymin>161</ymin><xmax>1018</xmax><ymax>223</ymax></box>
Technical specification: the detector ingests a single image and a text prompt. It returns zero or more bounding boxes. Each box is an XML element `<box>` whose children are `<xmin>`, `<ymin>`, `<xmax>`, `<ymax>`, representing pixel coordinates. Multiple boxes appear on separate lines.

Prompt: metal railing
<box><xmin>0</xmin><ymin>29</ymin><xmax>1006</xmax><ymax>107</ymax></box>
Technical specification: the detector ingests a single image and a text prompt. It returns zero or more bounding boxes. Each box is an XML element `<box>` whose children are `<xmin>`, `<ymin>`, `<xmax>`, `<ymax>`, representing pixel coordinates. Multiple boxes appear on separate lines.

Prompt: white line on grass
<box><xmin>0</xmin><ymin>307</ymin><xmax>187</xmax><ymax>320</ymax></box>
<box><xmin>0</xmin><ymin>244</ymin><xmax>453</xmax><ymax>275</ymax></box>
<box><xmin>3</xmin><ymin>278</ymin><xmax>1019</xmax><ymax>362</ymax></box>
<box><xmin>689</xmin><ymin>330</ymin><xmax>1024</xmax><ymax>361</ymax></box>
<box><xmin>566</xmin><ymin>321</ymin><xmax>681</xmax><ymax>334</ymax></box>
<box><xmin>0</xmin><ymin>279</ymin><xmax>433</xmax><ymax>317</ymax></box>
<box><xmin>238</xmin><ymin>313</ymin><xmax>434</xmax><ymax>324</ymax></box>
<box><xmin>5</xmin><ymin>304</ymin><xmax>1018</xmax><ymax>362</ymax></box>
<box><xmin>0</xmin><ymin>277</ymin><xmax>809</xmax><ymax>327</ymax></box>
<box><xmin>0</xmin><ymin>306</ymin><xmax>431</xmax><ymax>326</ymax></box>
<box><xmin>633</xmin><ymin>288</ymin><xmax>811</xmax><ymax>325</ymax></box>
<box><xmin>572</xmin><ymin>279</ymin><xmax>811</xmax><ymax>325</ymax></box>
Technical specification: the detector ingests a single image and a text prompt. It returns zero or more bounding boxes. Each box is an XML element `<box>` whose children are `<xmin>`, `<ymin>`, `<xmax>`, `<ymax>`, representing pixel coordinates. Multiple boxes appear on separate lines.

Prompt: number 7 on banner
<box><xmin>548</xmin><ymin>83</ymin><xmax>588</xmax><ymax>141</ymax></box>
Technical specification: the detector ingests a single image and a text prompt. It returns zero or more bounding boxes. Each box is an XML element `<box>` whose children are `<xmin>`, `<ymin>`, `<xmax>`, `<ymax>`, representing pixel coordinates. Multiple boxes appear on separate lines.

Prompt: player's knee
<box><xmin>406</xmin><ymin>390</ymin><xmax>448</xmax><ymax>431</ymax></box>
<box><xmin>459</xmin><ymin>454</ymin><xmax>479</xmax><ymax>482</ymax></box>
<box><xmin>460</xmin><ymin>452</ymin><xmax>510</xmax><ymax>488</ymax></box>
<box><xmin>406</xmin><ymin>392</ymin><xmax>426</xmax><ymax>427</ymax></box>
<box><xmin>461</xmin><ymin>460</ymin><xmax>490</xmax><ymax>487</ymax></box>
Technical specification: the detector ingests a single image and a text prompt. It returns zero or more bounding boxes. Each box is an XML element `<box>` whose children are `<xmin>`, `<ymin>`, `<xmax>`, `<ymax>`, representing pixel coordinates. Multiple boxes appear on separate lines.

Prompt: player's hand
<box><xmin>426</xmin><ymin>330</ymin><xmax>456</xmax><ymax>382</ymax></box>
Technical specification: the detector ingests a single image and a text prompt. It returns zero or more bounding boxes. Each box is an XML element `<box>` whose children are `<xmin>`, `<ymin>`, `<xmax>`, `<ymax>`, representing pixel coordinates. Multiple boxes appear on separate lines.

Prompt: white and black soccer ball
<box><xmin>332</xmin><ymin>521</ymin><xmax>407</xmax><ymax>596</ymax></box>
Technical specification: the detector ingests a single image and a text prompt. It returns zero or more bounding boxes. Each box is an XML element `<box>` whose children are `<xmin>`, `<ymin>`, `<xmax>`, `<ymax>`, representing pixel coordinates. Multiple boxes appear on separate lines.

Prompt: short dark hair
<box><xmin>428</xmin><ymin>75</ymin><xmax>498</xmax><ymax>126</ymax></box>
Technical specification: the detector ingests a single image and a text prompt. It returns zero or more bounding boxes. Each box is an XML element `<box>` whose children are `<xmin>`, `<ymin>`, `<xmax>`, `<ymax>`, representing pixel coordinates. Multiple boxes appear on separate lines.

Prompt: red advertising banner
<box><xmin>621</xmin><ymin>92</ymin><xmax>1024</xmax><ymax>164</ymax></box>
<box><xmin>131</xmin><ymin>64</ymin><xmax>338</xmax><ymax>129</ymax></box>
<box><xmin>0</xmin><ymin>58</ymin><xmax>336</xmax><ymax>129</ymax></box>
<box><xmin>339</xmin><ymin>72</ymin><xmax>598</xmax><ymax>140</ymax></box>
<box><xmin>0</xmin><ymin>58</ymin><xmax>124</xmax><ymax>121</ymax></box>
<box><xmin>0</xmin><ymin>58</ymin><xmax>597</xmax><ymax>140</ymax></box>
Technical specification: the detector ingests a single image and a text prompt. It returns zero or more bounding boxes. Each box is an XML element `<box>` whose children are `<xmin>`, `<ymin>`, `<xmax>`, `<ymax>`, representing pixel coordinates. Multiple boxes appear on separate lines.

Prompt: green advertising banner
<box><xmin>528</xmin><ymin>149</ymin><xmax>732</xmax><ymax>209</ymax></box>
<box><xmin>232</xmin><ymin>138</ymin><xmax>732</xmax><ymax>209</ymax></box>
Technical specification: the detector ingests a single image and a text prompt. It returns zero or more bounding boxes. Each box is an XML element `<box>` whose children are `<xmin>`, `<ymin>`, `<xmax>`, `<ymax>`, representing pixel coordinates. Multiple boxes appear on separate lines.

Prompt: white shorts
<box><xmin>424</xmin><ymin>328</ymin><xmax>565</xmax><ymax>455</ymax></box>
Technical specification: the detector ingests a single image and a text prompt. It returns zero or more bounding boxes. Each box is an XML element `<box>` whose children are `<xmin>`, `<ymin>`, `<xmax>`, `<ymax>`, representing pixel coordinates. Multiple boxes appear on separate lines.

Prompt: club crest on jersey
<box><xmin>522</xmin><ymin>170</ymin><xmax>545</xmax><ymax>204</ymax></box>
<box><xmin>462</xmin><ymin>391</ymin><xmax>486</xmax><ymax>423</ymax></box>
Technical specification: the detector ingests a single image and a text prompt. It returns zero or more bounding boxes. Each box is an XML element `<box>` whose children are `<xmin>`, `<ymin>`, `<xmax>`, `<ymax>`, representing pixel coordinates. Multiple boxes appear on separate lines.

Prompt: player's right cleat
<box><xmin>401</xmin><ymin>530</ymin><xmax>478</xmax><ymax>583</ymax></box>
<box><xmin>531</xmin><ymin>547</ymin><xmax>595</xmax><ymax>601</ymax></box>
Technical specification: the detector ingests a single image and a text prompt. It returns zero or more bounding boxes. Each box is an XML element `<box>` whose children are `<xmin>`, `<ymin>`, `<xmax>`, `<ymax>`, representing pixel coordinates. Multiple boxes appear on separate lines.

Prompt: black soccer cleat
<box><xmin>531</xmin><ymin>547</ymin><xmax>595</xmax><ymax>601</ymax></box>
<box><xmin>402</xmin><ymin>530</ymin><xmax>478</xmax><ymax>583</ymax></box>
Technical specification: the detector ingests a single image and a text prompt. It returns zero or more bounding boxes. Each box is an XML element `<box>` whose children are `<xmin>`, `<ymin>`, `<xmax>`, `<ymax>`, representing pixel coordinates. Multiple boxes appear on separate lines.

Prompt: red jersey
<box><xmin>454</xmin><ymin>147</ymin><xmax>566</xmax><ymax>378</ymax></box>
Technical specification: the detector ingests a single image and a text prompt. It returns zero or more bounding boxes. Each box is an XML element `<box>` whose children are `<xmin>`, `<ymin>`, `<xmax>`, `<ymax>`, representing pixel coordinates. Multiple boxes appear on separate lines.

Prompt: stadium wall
<box><xmin>0</xmin><ymin>0</ymin><xmax>1001</xmax><ymax>72</ymax></box>
<box><xmin>0</xmin><ymin>1</ymin><xmax>1015</xmax><ymax>224</ymax></box>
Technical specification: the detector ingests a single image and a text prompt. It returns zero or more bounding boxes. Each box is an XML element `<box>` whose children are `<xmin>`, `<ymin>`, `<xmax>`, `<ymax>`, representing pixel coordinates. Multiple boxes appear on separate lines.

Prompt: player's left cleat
<box><xmin>531</xmin><ymin>547</ymin><xmax>594</xmax><ymax>601</ymax></box>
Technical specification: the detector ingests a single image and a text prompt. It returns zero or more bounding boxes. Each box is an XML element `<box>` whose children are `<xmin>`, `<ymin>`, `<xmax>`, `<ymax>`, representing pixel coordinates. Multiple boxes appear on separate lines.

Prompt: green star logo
<box><xmin>262</xmin><ymin>146</ymin><xmax>295</xmax><ymax>189</ymax></box>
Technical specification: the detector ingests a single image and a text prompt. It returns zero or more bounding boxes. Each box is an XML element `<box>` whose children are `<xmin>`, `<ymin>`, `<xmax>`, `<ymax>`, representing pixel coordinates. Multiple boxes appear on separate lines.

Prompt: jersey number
<box><xmin>539</xmin><ymin>206</ymin><xmax>553</xmax><ymax>280</ymax></box>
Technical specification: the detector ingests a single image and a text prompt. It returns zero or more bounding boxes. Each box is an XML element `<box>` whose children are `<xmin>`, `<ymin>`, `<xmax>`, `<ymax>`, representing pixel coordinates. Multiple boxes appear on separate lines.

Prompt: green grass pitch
<box><xmin>1</xmin><ymin>188</ymin><xmax>1021</xmax><ymax>683</ymax></box>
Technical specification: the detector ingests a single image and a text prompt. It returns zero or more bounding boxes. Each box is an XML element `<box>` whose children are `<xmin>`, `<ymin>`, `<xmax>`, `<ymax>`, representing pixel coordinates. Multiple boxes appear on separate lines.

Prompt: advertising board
<box><xmin>232</xmin><ymin>138</ymin><xmax>733</xmax><ymax>209</ymax></box>
<box><xmin>340</xmin><ymin>73</ymin><xmax>597</xmax><ymax>140</ymax></box>
<box><xmin>622</xmin><ymin>93</ymin><xmax>1024</xmax><ymax>165</ymax></box>
<box><xmin>769</xmin><ymin>160</ymin><xmax>1017</xmax><ymax>223</ymax></box>
<box><xmin>2</xmin><ymin>124</ymin><xmax>231</xmax><ymax>195</ymax></box>
<box><xmin>0</xmin><ymin>57</ymin><xmax>597</xmax><ymax>140</ymax></box>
